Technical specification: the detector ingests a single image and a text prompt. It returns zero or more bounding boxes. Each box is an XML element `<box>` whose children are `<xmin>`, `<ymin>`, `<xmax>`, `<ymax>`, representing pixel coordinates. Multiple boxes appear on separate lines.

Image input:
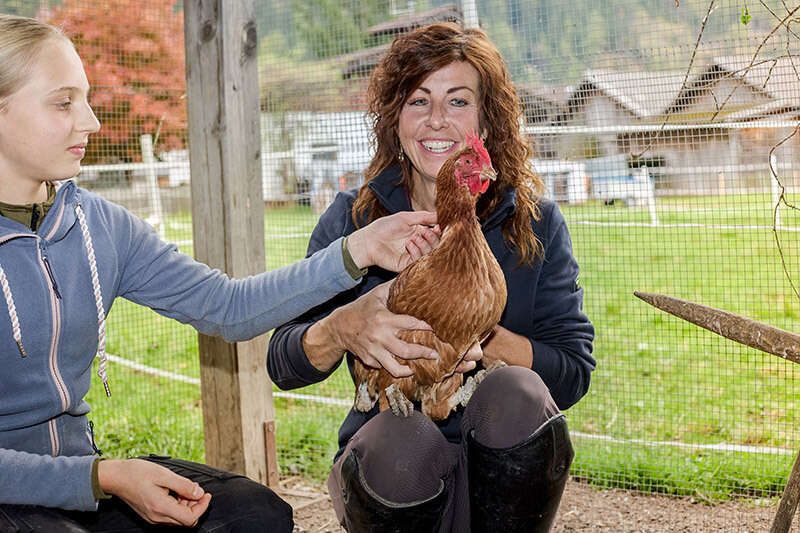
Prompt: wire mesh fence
<box><xmin>4</xmin><ymin>0</ymin><xmax>800</xmax><ymax>501</ymax></box>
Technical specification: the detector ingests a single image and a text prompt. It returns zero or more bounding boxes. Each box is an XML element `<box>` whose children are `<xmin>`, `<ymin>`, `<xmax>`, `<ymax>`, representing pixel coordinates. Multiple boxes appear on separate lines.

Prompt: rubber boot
<box><xmin>339</xmin><ymin>450</ymin><xmax>448</xmax><ymax>532</ymax></box>
<box><xmin>467</xmin><ymin>413</ymin><xmax>574</xmax><ymax>533</ymax></box>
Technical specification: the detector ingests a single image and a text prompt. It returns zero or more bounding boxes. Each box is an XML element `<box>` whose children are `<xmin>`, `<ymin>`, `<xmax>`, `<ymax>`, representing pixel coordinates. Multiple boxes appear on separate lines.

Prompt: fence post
<box><xmin>139</xmin><ymin>134</ymin><xmax>165</xmax><ymax>239</ymax></box>
<box><xmin>462</xmin><ymin>0</ymin><xmax>479</xmax><ymax>28</ymax></box>
<box><xmin>183</xmin><ymin>0</ymin><xmax>278</xmax><ymax>487</ymax></box>
<box><xmin>644</xmin><ymin>167</ymin><xmax>659</xmax><ymax>226</ymax></box>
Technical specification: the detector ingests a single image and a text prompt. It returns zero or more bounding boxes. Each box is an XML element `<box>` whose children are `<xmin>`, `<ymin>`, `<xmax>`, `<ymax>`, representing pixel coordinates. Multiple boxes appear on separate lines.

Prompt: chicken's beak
<box><xmin>480</xmin><ymin>166</ymin><xmax>497</xmax><ymax>182</ymax></box>
<box><xmin>475</xmin><ymin>166</ymin><xmax>497</xmax><ymax>195</ymax></box>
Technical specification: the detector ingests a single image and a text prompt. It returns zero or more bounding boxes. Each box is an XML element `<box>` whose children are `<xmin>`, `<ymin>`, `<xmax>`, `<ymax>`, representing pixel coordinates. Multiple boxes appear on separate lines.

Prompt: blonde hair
<box><xmin>0</xmin><ymin>14</ymin><xmax>70</xmax><ymax>108</ymax></box>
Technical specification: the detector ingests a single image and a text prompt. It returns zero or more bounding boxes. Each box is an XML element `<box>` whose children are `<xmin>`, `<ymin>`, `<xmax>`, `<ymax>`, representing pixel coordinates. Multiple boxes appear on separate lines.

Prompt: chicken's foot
<box><xmin>458</xmin><ymin>360</ymin><xmax>507</xmax><ymax>407</ymax></box>
<box><xmin>354</xmin><ymin>382</ymin><xmax>377</xmax><ymax>412</ymax></box>
<box><xmin>385</xmin><ymin>383</ymin><xmax>414</xmax><ymax>418</ymax></box>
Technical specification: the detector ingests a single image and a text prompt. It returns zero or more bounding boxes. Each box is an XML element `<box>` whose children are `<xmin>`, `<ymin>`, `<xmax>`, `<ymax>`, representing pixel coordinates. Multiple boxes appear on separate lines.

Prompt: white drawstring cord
<box><xmin>75</xmin><ymin>205</ymin><xmax>110</xmax><ymax>397</ymax></box>
<box><xmin>0</xmin><ymin>264</ymin><xmax>25</xmax><ymax>357</ymax></box>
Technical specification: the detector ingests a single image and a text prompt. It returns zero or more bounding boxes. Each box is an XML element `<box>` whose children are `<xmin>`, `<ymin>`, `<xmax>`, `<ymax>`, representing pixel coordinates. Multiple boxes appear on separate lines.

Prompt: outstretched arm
<box><xmin>97</xmin><ymin>192</ymin><xmax>437</xmax><ymax>342</ymax></box>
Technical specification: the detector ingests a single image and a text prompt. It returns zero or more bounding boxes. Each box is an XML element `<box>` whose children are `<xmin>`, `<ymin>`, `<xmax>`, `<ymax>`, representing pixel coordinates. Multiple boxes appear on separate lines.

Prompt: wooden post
<box><xmin>183</xmin><ymin>1</ymin><xmax>278</xmax><ymax>486</ymax></box>
<box><xmin>139</xmin><ymin>134</ymin><xmax>164</xmax><ymax>239</ymax></box>
<box><xmin>772</xmin><ymin>449</ymin><xmax>800</xmax><ymax>533</ymax></box>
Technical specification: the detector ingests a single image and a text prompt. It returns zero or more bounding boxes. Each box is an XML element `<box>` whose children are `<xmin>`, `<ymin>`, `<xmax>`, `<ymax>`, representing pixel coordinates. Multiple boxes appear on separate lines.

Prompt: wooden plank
<box><xmin>264</xmin><ymin>420</ymin><xmax>280</xmax><ymax>488</ymax></box>
<box><xmin>183</xmin><ymin>0</ymin><xmax>277</xmax><ymax>486</ymax></box>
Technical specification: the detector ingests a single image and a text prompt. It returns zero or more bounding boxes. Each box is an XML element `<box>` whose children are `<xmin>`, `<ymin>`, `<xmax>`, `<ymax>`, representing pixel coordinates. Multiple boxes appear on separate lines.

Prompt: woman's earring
<box><xmin>398</xmin><ymin>148</ymin><xmax>405</xmax><ymax>162</ymax></box>
<box><xmin>480</xmin><ymin>129</ymin><xmax>488</xmax><ymax>142</ymax></box>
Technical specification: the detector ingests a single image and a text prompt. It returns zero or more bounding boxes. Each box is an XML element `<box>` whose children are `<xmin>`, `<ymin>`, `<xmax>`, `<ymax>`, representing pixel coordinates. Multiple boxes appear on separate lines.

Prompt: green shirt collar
<box><xmin>0</xmin><ymin>182</ymin><xmax>57</xmax><ymax>231</ymax></box>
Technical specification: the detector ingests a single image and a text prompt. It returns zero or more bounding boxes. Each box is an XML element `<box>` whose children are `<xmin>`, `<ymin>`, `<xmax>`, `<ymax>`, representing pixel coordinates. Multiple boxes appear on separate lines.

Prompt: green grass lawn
<box><xmin>87</xmin><ymin>193</ymin><xmax>800</xmax><ymax>499</ymax></box>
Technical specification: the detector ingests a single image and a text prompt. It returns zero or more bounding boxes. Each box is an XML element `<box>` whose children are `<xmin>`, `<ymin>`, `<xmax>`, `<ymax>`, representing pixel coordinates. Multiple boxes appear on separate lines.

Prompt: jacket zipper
<box><xmin>43</xmin><ymin>197</ymin><xmax>65</xmax><ymax>241</ymax></box>
<box><xmin>37</xmin><ymin>239</ymin><xmax>69</xmax><ymax>456</ymax></box>
<box><xmin>41</xmin><ymin>197</ymin><xmax>68</xmax><ymax>456</ymax></box>
<box><xmin>87</xmin><ymin>420</ymin><xmax>103</xmax><ymax>455</ymax></box>
<box><xmin>40</xmin><ymin>247</ymin><xmax>62</xmax><ymax>300</ymax></box>
<box><xmin>48</xmin><ymin>419</ymin><xmax>59</xmax><ymax>456</ymax></box>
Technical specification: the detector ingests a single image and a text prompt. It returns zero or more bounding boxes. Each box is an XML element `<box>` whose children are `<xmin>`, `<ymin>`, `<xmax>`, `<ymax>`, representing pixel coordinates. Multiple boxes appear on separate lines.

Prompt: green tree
<box><xmin>290</xmin><ymin>0</ymin><xmax>390</xmax><ymax>59</ymax></box>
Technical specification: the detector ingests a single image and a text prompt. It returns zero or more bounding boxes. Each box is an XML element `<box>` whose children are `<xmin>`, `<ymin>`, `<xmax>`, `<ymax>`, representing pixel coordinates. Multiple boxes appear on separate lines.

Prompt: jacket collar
<box><xmin>367</xmin><ymin>164</ymin><xmax>517</xmax><ymax>231</ymax></box>
<box><xmin>367</xmin><ymin>165</ymin><xmax>412</xmax><ymax>214</ymax></box>
<box><xmin>40</xmin><ymin>180</ymin><xmax>78</xmax><ymax>242</ymax></box>
<box><xmin>0</xmin><ymin>180</ymin><xmax>78</xmax><ymax>242</ymax></box>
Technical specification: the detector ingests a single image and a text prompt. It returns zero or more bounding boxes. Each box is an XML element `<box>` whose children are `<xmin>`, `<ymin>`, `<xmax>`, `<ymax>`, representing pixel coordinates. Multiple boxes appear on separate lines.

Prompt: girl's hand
<box><xmin>347</xmin><ymin>211</ymin><xmax>440</xmax><ymax>272</ymax></box>
<box><xmin>98</xmin><ymin>458</ymin><xmax>211</xmax><ymax>527</ymax></box>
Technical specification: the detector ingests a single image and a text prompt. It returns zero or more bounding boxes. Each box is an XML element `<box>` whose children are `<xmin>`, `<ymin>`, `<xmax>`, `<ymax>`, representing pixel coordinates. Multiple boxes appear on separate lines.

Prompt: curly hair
<box><xmin>352</xmin><ymin>22</ymin><xmax>544</xmax><ymax>263</ymax></box>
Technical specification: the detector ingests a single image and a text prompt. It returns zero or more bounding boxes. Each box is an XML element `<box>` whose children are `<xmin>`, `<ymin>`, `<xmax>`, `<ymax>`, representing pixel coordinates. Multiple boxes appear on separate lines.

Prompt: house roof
<box><xmin>260</xmin><ymin>4</ymin><xmax>466</xmax><ymax>108</ymax></box>
<box><xmin>518</xmin><ymin>84</ymin><xmax>572</xmax><ymax>107</ymax></box>
<box><xmin>517</xmin><ymin>84</ymin><xmax>572</xmax><ymax>124</ymax></box>
<box><xmin>723</xmin><ymin>100</ymin><xmax>799</xmax><ymax>121</ymax></box>
<box><xmin>707</xmin><ymin>55</ymin><xmax>800</xmax><ymax>106</ymax></box>
<box><xmin>568</xmin><ymin>69</ymin><xmax>689</xmax><ymax>119</ymax></box>
<box><xmin>367</xmin><ymin>4</ymin><xmax>463</xmax><ymax>37</ymax></box>
<box><xmin>663</xmin><ymin>55</ymin><xmax>800</xmax><ymax>121</ymax></box>
<box><xmin>340</xmin><ymin>44</ymin><xmax>390</xmax><ymax>79</ymax></box>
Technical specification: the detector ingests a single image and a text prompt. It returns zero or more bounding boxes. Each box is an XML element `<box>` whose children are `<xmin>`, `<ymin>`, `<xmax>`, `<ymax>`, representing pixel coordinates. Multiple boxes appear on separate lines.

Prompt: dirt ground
<box><xmin>278</xmin><ymin>477</ymin><xmax>797</xmax><ymax>532</ymax></box>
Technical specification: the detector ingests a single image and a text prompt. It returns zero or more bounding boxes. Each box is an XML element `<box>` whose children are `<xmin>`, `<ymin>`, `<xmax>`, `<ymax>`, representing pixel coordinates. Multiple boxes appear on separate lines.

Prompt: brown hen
<box><xmin>353</xmin><ymin>133</ymin><xmax>507</xmax><ymax>420</ymax></box>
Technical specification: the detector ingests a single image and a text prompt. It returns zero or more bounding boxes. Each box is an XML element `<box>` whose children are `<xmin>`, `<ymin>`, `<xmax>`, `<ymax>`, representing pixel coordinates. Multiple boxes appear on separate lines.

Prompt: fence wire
<box><xmin>3</xmin><ymin>0</ymin><xmax>800</xmax><ymax>501</ymax></box>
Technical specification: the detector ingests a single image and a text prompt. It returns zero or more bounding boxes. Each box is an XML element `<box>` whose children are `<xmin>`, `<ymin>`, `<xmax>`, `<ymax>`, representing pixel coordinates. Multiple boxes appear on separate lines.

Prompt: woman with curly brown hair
<box><xmin>268</xmin><ymin>22</ymin><xmax>595</xmax><ymax>532</ymax></box>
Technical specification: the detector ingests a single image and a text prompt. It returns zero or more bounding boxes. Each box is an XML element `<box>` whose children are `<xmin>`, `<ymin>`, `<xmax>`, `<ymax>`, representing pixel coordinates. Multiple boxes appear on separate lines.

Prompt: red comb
<box><xmin>465</xmin><ymin>131</ymin><xmax>491</xmax><ymax>164</ymax></box>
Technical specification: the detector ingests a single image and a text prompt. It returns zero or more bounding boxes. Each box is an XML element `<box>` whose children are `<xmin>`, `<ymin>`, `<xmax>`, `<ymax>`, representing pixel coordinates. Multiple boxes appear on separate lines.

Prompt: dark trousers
<box><xmin>0</xmin><ymin>456</ymin><xmax>293</xmax><ymax>533</ymax></box>
<box><xmin>328</xmin><ymin>366</ymin><xmax>561</xmax><ymax>532</ymax></box>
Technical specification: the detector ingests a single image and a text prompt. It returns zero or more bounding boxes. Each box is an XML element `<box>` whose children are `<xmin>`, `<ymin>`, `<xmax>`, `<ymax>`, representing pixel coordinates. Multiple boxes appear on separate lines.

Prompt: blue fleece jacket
<box><xmin>0</xmin><ymin>181</ymin><xmax>361</xmax><ymax>511</ymax></box>
<box><xmin>267</xmin><ymin>165</ymin><xmax>595</xmax><ymax>459</ymax></box>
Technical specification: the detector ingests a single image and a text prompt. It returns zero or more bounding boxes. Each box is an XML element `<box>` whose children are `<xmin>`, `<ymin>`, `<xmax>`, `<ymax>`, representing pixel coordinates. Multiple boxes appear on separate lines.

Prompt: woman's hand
<box><xmin>346</xmin><ymin>211</ymin><xmax>440</xmax><ymax>272</ymax></box>
<box><xmin>455</xmin><ymin>342</ymin><xmax>483</xmax><ymax>373</ymax></box>
<box><xmin>304</xmin><ymin>281</ymin><xmax>438</xmax><ymax>377</ymax></box>
<box><xmin>97</xmin><ymin>458</ymin><xmax>211</xmax><ymax>527</ymax></box>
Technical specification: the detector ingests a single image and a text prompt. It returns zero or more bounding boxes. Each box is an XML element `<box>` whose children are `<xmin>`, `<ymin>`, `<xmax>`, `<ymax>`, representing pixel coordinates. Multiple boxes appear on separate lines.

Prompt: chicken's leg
<box><xmin>420</xmin><ymin>375</ymin><xmax>463</xmax><ymax>420</ymax></box>
<box><xmin>354</xmin><ymin>382</ymin><xmax>378</xmax><ymax>412</ymax></box>
<box><xmin>384</xmin><ymin>383</ymin><xmax>414</xmax><ymax>417</ymax></box>
<box><xmin>458</xmin><ymin>360</ymin><xmax>507</xmax><ymax>407</ymax></box>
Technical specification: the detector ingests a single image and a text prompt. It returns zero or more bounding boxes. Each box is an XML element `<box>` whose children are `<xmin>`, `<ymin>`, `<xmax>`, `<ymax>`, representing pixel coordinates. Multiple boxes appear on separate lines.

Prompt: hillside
<box><xmin>256</xmin><ymin>0</ymin><xmax>800</xmax><ymax>86</ymax></box>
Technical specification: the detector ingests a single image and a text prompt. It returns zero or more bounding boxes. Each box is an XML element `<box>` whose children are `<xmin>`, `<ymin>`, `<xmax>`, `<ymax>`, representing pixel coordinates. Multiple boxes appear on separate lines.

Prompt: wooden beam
<box><xmin>183</xmin><ymin>0</ymin><xmax>277</xmax><ymax>486</ymax></box>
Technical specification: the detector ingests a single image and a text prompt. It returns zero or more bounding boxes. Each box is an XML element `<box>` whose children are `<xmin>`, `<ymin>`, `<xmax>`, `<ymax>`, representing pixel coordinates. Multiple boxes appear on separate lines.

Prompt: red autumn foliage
<box><xmin>47</xmin><ymin>0</ymin><xmax>187</xmax><ymax>163</ymax></box>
